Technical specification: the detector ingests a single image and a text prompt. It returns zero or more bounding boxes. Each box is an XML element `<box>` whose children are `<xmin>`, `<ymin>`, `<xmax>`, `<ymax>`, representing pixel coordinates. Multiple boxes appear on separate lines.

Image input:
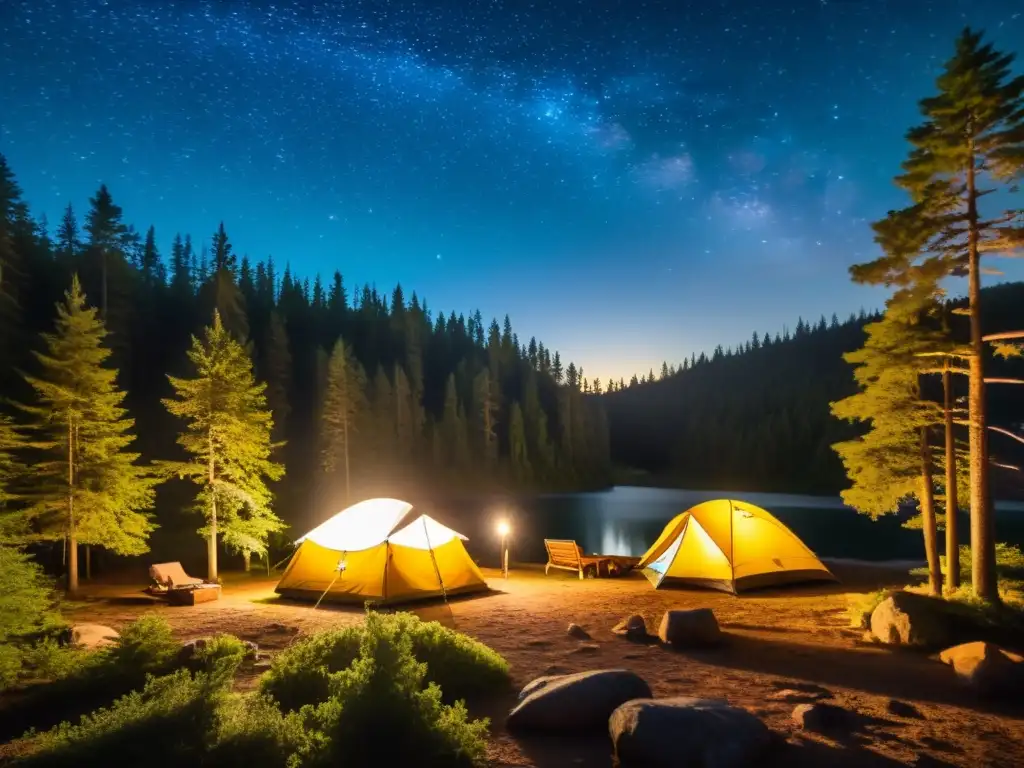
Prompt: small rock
<box><xmin>657</xmin><ymin>608</ymin><xmax>722</xmax><ymax>647</ymax></box>
<box><xmin>870</xmin><ymin>592</ymin><xmax>954</xmax><ymax>648</ymax></box>
<box><xmin>610</xmin><ymin>697</ymin><xmax>771</xmax><ymax>768</ymax></box>
<box><xmin>570</xmin><ymin>643</ymin><xmax>601</xmax><ymax>654</ymax></box>
<box><xmin>938</xmin><ymin>641</ymin><xmax>1024</xmax><ymax>698</ymax></box>
<box><xmin>567</xmin><ymin>623</ymin><xmax>591</xmax><ymax>640</ymax></box>
<box><xmin>507</xmin><ymin>669</ymin><xmax>652</xmax><ymax>732</ymax></box>
<box><xmin>525</xmin><ymin>638</ymin><xmax>552</xmax><ymax>647</ymax></box>
<box><xmin>612</xmin><ymin>615</ymin><xmax>648</xmax><ymax>641</ymax></box>
<box><xmin>69</xmin><ymin>623</ymin><xmax>119</xmax><ymax>650</ymax></box>
<box><xmin>886</xmin><ymin>699</ymin><xmax>924</xmax><ymax>719</ymax></box>
<box><xmin>791</xmin><ymin>702</ymin><xmax>860</xmax><ymax>733</ymax></box>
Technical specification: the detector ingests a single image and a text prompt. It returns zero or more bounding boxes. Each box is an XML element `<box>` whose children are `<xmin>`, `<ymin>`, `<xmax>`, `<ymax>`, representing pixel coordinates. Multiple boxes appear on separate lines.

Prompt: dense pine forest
<box><xmin>0</xmin><ymin>154</ymin><xmax>611</xmax><ymax>568</ymax></box>
<box><xmin>606</xmin><ymin>283</ymin><xmax>1024</xmax><ymax>497</ymax></box>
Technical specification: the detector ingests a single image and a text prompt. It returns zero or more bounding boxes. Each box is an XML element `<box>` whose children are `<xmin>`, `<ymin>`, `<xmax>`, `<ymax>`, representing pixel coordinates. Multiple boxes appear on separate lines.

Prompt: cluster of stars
<box><xmin>1</xmin><ymin>0</ymin><xmax>1022</xmax><ymax>379</ymax></box>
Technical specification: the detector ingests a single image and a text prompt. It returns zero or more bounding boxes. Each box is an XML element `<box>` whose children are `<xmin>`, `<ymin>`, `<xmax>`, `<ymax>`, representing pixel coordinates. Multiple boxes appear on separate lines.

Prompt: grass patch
<box><xmin>260</xmin><ymin>612</ymin><xmax>509</xmax><ymax>712</ymax></box>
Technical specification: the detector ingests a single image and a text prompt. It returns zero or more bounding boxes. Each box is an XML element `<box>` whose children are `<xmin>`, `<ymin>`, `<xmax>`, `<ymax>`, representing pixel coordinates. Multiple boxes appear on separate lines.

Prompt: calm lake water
<box><xmin>447</xmin><ymin>486</ymin><xmax>1024</xmax><ymax>567</ymax></box>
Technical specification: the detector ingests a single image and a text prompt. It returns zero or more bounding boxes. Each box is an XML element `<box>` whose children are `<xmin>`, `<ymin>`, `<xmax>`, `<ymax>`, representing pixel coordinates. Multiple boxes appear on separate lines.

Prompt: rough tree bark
<box><xmin>920</xmin><ymin>428</ymin><xmax>942</xmax><ymax>597</ymax></box>
<box><xmin>943</xmin><ymin>363</ymin><xmax>960</xmax><ymax>591</ymax></box>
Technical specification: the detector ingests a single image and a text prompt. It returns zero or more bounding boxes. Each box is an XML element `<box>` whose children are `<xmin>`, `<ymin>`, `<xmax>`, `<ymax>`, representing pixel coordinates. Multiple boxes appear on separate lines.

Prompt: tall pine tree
<box><xmin>831</xmin><ymin>287</ymin><xmax>947</xmax><ymax>594</ymax></box>
<box><xmin>851</xmin><ymin>30</ymin><xmax>1024</xmax><ymax>600</ymax></box>
<box><xmin>321</xmin><ymin>338</ymin><xmax>367</xmax><ymax>504</ymax></box>
<box><xmin>19</xmin><ymin>277</ymin><xmax>157</xmax><ymax>593</ymax></box>
<box><xmin>162</xmin><ymin>311</ymin><xmax>284</xmax><ymax>580</ymax></box>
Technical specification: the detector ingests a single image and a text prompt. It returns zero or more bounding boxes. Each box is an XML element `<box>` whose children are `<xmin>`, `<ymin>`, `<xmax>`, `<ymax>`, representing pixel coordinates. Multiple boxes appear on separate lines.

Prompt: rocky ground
<box><xmin>39</xmin><ymin>562</ymin><xmax>1024</xmax><ymax>767</ymax></box>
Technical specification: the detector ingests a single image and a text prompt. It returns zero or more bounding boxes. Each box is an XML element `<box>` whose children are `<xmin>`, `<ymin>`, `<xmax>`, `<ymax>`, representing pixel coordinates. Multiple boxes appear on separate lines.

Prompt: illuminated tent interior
<box><xmin>638</xmin><ymin>499</ymin><xmax>836</xmax><ymax>594</ymax></box>
<box><xmin>275</xmin><ymin>498</ymin><xmax>488</xmax><ymax>604</ymax></box>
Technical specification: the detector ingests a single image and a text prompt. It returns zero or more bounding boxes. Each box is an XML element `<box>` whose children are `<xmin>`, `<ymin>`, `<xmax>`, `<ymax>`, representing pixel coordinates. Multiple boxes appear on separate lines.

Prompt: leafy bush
<box><xmin>303</xmin><ymin>612</ymin><xmax>489</xmax><ymax>768</ymax></box>
<box><xmin>19</xmin><ymin>639</ymin><xmax>90</xmax><ymax>681</ymax></box>
<box><xmin>260</xmin><ymin>613</ymin><xmax>509</xmax><ymax>712</ymax></box>
<box><xmin>847</xmin><ymin>588</ymin><xmax>890</xmax><ymax>629</ymax></box>
<box><xmin>259</xmin><ymin>625</ymin><xmax>363</xmax><ymax>713</ymax></box>
<box><xmin>0</xmin><ymin>615</ymin><xmax>185</xmax><ymax>743</ymax></box>
<box><xmin>188</xmin><ymin>634</ymin><xmax>255</xmax><ymax>670</ymax></box>
<box><xmin>207</xmin><ymin>694</ymin><xmax>317</xmax><ymax>768</ymax></box>
<box><xmin>12</xmin><ymin>659</ymin><xmax>240</xmax><ymax>767</ymax></box>
<box><xmin>911</xmin><ymin>543</ymin><xmax>1024</xmax><ymax>588</ymax></box>
<box><xmin>0</xmin><ymin>545</ymin><xmax>61</xmax><ymax>690</ymax></box>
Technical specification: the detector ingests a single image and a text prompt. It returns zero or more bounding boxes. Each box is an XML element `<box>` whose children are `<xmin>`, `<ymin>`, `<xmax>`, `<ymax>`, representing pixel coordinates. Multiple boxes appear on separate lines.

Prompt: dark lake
<box><xmin>446</xmin><ymin>486</ymin><xmax>1024</xmax><ymax>568</ymax></box>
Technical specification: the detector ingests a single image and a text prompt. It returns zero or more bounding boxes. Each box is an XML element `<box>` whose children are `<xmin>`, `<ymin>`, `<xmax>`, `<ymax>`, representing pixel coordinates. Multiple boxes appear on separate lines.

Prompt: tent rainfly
<box><xmin>275</xmin><ymin>498</ymin><xmax>488</xmax><ymax>605</ymax></box>
<box><xmin>638</xmin><ymin>499</ymin><xmax>836</xmax><ymax>594</ymax></box>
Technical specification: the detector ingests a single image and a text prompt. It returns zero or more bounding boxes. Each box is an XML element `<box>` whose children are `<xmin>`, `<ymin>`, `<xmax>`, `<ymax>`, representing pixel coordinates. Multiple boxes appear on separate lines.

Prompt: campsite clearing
<box><xmin>30</xmin><ymin>561</ymin><xmax>1024</xmax><ymax>767</ymax></box>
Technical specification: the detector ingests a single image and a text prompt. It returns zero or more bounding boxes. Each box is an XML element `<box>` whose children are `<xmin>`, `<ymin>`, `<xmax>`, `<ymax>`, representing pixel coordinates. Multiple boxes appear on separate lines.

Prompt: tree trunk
<box><xmin>85</xmin><ymin>545</ymin><xmax>91</xmax><ymax>581</ymax></box>
<box><xmin>243</xmin><ymin>550</ymin><xmax>251</xmax><ymax>572</ymax></box>
<box><xmin>943</xmin><ymin>363</ymin><xmax>960</xmax><ymax>591</ymax></box>
<box><xmin>67</xmin><ymin>416</ymin><xmax>78</xmax><ymax>595</ymax></box>
<box><xmin>208</xmin><ymin>449</ymin><xmax>218</xmax><ymax>582</ymax></box>
<box><xmin>343</xmin><ymin>410</ymin><xmax>350</xmax><ymax>504</ymax></box>
<box><xmin>965</xmin><ymin>147</ymin><xmax>998</xmax><ymax>601</ymax></box>
<box><xmin>920</xmin><ymin>428</ymin><xmax>942</xmax><ymax>597</ymax></box>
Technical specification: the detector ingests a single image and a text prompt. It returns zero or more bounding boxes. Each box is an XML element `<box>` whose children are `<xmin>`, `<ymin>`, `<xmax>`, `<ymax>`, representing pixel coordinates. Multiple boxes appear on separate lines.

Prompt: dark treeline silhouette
<box><xmin>606</xmin><ymin>285</ymin><xmax>1024</xmax><ymax>497</ymax></box>
<box><xmin>0</xmin><ymin>154</ymin><xmax>611</xmax><ymax>562</ymax></box>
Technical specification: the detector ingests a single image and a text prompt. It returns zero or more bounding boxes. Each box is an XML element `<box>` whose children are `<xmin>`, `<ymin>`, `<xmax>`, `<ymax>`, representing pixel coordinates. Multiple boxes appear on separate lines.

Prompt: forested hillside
<box><xmin>606</xmin><ymin>283</ymin><xmax>1024</xmax><ymax>497</ymax></box>
<box><xmin>0</xmin><ymin>154</ymin><xmax>611</xmax><ymax>558</ymax></box>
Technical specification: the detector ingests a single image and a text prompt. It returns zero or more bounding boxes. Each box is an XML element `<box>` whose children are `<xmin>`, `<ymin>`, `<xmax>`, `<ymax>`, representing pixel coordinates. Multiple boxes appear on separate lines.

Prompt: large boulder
<box><xmin>870</xmin><ymin>592</ymin><xmax>956</xmax><ymax>648</ymax></box>
<box><xmin>609</xmin><ymin>697</ymin><xmax>771</xmax><ymax>768</ymax></box>
<box><xmin>517</xmin><ymin>675</ymin><xmax>559</xmax><ymax>701</ymax></box>
<box><xmin>612</xmin><ymin>615</ymin><xmax>648</xmax><ymax>641</ymax></box>
<box><xmin>658</xmin><ymin>608</ymin><xmax>722</xmax><ymax>647</ymax></box>
<box><xmin>938</xmin><ymin>641</ymin><xmax>1024</xmax><ymax>698</ymax></box>
<box><xmin>507</xmin><ymin>669</ymin><xmax>652</xmax><ymax>732</ymax></box>
<box><xmin>69</xmin><ymin>623</ymin><xmax>119</xmax><ymax>650</ymax></box>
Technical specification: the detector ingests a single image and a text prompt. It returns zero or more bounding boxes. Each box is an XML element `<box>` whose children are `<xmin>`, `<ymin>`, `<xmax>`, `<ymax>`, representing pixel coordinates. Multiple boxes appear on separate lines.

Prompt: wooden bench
<box><xmin>544</xmin><ymin>539</ymin><xmax>611</xmax><ymax>579</ymax></box>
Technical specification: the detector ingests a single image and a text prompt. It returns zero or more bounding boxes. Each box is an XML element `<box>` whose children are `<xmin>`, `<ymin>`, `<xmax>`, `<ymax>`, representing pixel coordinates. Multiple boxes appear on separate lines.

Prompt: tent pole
<box><xmin>728</xmin><ymin>500</ymin><xmax>736</xmax><ymax>594</ymax></box>
<box><xmin>312</xmin><ymin>551</ymin><xmax>347</xmax><ymax>611</ymax></box>
<box><xmin>422</xmin><ymin>517</ymin><xmax>455</xmax><ymax>629</ymax></box>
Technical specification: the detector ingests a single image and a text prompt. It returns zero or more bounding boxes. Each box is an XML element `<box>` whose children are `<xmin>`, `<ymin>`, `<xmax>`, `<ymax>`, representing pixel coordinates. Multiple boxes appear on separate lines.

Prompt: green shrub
<box><xmin>189</xmin><ymin>634</ymin><xmax>255</xmax><ymax>670</ymax></box>
<box><xmin>0</xmin><ymin>545</ymin><xmax>61</xmax><ymax>690</ymax></box>
<box><xmin>847</xmin><ymin>588</ymin><xmax>890</xmax><ymax>629</ymax></box>
<box><xmin>911</xmin><ymin>543</ymin><xmax>1024</xmax><ymax>589</ymax></box>
<box><xmin>259</xmin><ymin>625</ymin><xmax>363</xmax><ymax>713</ymax></box>
<box><xmin>303</xmin><ymin>612</ymin><xmax>489</xmax><ymax>768</ymax></box>
<box><xmin>260</xmin><ymin>613</ymin><xmax>509</xmax><ymax>713</ymax></box>
<box><xmin>208</xmin><ymin>694</ymin><xmax>317</xmax><ymax>768</ymax></box>
<box><xmin>20</xmin><ymin>639</ymin><xmax>90</xmax><ymax>681</ymax></box>
<box><xmin>12</xmin><ymin>659</ymin><xmax>240</xmax><ymax>767</ymax></box>
<box><xmin>0</xmin><ymin>616</ymin><xmax>185</xmax><ymax>743</ymax></box>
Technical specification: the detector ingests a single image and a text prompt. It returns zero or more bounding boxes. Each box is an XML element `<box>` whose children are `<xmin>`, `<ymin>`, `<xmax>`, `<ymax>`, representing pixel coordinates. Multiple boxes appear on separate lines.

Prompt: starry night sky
<box><xmin>2</xmin><ymin>0</ymin><xmax>1023</xmax><ymax>381</ymax></box>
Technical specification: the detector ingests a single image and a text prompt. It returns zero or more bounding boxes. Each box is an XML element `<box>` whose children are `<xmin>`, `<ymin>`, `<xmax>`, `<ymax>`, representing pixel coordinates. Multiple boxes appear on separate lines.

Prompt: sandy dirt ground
<box><xmin>32</xmin><ymin>562</ymin><xmax>1024</xmax><ymax>767</ymax></box>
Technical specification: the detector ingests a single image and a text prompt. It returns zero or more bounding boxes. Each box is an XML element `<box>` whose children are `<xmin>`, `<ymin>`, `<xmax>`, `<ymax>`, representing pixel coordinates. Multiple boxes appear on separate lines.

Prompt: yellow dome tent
<box><xmin>275</xmin><ymin>498</ymin><xmax>488</xmax><ymax>605</ymax></box>
<box><xmin>638</xmin><ymin>499</ymin><xmax>836</xmax><ymax>594</ymax></box>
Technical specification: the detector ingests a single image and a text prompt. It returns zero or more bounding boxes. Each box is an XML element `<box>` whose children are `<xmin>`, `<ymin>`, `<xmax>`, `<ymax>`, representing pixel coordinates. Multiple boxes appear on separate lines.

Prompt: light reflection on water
<box><xmin>450</xmin><ymin>486</ymin><xmax>1024</xmax><ymax>567</ymax></box>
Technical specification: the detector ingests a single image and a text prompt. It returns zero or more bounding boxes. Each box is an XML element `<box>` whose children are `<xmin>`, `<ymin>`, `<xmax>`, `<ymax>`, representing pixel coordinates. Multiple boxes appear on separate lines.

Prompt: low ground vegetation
<box><xmin>4</xmin><ymin>610</ymin><xmax>505</xmax><ymax>768</ymax></box>
<box><xmin>260</xmin><ymin>610</ymin><xmax>510</xmax><ymax>712</ymax></box>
